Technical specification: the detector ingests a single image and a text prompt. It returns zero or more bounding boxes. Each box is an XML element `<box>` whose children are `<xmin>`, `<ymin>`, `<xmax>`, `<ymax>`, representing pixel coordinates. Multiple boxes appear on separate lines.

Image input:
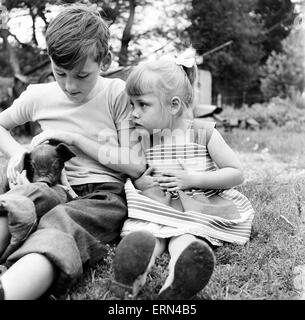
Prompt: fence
<box><xmin>212</xmin><ymin>92</ymin><xmax>265</xmax><ymax>108</ymax></box>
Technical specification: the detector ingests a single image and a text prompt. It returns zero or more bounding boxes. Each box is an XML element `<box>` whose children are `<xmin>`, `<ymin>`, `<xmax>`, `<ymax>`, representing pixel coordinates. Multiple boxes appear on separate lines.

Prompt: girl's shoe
<box><xmin>112</xmin><ymin>231</ymin><xmax>156</xmax><ymax>298</ymax></box>
<box><xmin>158</xmin><ymin>240</ymin><xmax>215</xmax><ymax>300</ymax></box>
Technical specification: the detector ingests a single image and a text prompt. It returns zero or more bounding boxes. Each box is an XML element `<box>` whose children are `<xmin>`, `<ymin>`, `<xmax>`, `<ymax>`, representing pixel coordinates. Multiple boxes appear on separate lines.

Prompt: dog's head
<box><xmin>24</xmin><ymin>140</ymin><xmax>76</xmax><ymax>186</ymax></box>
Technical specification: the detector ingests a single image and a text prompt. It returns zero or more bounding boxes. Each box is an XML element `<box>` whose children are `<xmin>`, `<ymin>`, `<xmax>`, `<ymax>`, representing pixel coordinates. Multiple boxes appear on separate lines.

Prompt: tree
<box><xmin>5</xmin><ymin>0</ymin><xmax>58</xmax><ymax>44</ymax></box>
<box><xmin>0</xmin><ymin>0</ymin><xmax>58</xmax><ymax>78</ymax></box>
<box><xmin>91</xmin><ymin>0</ymin><xmax>149</xmax><ymax>66</ymax></box>
<box><xmin>255</xmin><ymin>0</ymin><xmax>296</xmax><ymax>62</ymax></box>
<box><xmin>114</xmin><ymin>0</ymin><xmax>136</xmax><ymax>66</ymax></box>
<box><xmin>260</xmin><ymin>27</ymin><xmax>305</xmax><ymax>100</ymax></box>
<box><xmin>187</xmin><ymin>0</ymin><xmax>297</xmax><ymax>105</ymax></box>
<box><xmin>187</xmin><ymin>0</ymin><xmax>265</xmax><ymax>103</ymax></box>
<box><xmin>95</xmin><ymin>0</ymin><xmax>192</xmax><ymax>66</ymax></box>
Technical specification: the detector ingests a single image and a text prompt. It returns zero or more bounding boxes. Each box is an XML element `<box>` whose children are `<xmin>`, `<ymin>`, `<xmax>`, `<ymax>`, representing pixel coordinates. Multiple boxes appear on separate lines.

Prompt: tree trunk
<box><xmin>118</xmin><ymin>0</ymin><xmax>136</xmax><ymax>66</ymax></box>
<box><xmin>29</xmin><ymin>7</ymin><xmax>38</xmax><ymax>46</ymax></box>
<box><xmin>0</xmin><ymin>29</ymin><xmax>21</xmax><ymax>75</ymax></box>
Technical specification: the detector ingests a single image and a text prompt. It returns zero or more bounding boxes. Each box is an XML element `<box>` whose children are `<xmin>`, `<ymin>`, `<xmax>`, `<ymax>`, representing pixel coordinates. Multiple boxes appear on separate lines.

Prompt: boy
<box><xmin>0</xmin><ymin>5</ymin><xmax>145</xmax><ymax>300</ymax></box>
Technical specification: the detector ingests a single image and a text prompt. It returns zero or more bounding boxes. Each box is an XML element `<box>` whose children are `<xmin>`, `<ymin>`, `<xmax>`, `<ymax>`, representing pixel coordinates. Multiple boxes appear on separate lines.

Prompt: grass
<box><xmin>59</xmin><ymin>127</ymin><xmax>305</xmax><ymax>300</ymax></box>
<box><xmin>1</xmin><ymin>128</ymin><xmax>305</xmax><ymax>300</ymax></box>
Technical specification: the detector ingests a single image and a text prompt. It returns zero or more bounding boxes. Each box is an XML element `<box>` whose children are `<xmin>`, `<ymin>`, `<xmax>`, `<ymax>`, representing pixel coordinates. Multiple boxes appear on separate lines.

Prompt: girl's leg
<box><xmin>0</xmin><ymin>216</ymin><xmax>10</xmax><ymax>257</ymax></box>
<box><xmin>159</xmin><ymin>234</ymin><xmax>215</xmax><ymax>300</ymax></box>
<box><xmin>113</xmin><ymin>230</ymin><xmax>166</xmax><ymax>297</ymax></box>
<box><xmin>0</xmin><ymin>253</ymin><xmax>56</xmax><ymax>300</ymax></box>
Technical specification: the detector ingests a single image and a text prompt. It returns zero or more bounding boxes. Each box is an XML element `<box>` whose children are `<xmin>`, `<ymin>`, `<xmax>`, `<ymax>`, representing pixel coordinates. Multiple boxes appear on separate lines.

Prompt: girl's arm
<box><xmin>158</xmin><ymin>129</ymin><xmax>244</xmax><ymax>191</ymax></box>
<box><xmin>31</xmin><ymin>129</ymin><xmax>146</xmax><ymax>179</ymax></box>
<box><xmin>191</xmin><ymin>129</ymin><xmax>244</xmax><ymax>189</ymax></box>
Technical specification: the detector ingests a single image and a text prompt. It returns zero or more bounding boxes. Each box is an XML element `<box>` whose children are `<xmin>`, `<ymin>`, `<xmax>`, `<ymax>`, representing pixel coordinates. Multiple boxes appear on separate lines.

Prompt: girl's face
<box><xmin>130</xmin><ymin>93</ymin><xmax>169</xmax><ymax>134</ymax></box>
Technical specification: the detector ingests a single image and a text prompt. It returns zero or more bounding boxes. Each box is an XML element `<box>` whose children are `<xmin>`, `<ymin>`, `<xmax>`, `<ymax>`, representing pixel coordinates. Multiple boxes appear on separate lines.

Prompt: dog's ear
<box><xmin>23</xmin><ymin>152</ymin><xmax>31</xmax><ymax>169</ymax></box>
<box><xmin>55</xmin><ymin>143</ymin><xmax>76</xmax><ymax>162</ymax></box>
<box><xmin>48</xmin><ymin>139</ymin><xmax>61</xmax><ymax>146</ymax></box>
<box><xmin>23</xmin><ymin>152</ymin><xmax>33</xmax><ymax>182</ymax></box>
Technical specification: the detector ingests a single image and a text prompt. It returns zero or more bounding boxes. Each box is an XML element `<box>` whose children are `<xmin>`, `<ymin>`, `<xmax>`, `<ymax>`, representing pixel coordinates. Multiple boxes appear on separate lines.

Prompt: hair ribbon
<box><xmin>175</xmin><ymin>49</ymin><xmax>196</xmax><ymax>68</ymax></box>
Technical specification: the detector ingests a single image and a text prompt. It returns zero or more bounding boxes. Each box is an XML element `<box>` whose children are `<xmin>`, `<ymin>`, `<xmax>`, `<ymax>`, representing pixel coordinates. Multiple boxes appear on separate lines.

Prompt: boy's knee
<box><xmin>7</xmin><ymin>183</ymin><xmax>66</xmax><ymax>218</ymax></box>
<box><xmin>6</xmin><ymin>228</ymin><xmax>83</xmax><ymax>292</ymax></box>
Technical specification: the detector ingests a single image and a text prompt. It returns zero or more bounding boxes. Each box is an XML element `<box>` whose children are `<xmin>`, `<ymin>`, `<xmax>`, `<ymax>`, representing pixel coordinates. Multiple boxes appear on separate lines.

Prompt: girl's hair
<box><xmin>126</xmin><ymin>58</ymin><xmax>198</xmax><ymax>109</ymax></box>
<box><xmin>46</xmin><ymin>5</ymin><xmax>110</xmax><ymax>70</ymax></box>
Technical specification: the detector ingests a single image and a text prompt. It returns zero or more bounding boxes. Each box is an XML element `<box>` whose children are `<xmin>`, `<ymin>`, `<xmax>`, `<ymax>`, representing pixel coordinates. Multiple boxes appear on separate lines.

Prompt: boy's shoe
<box><xmin>158</xmin><ymin>240</ymin><xmax>215</xmax><ymax>300</ymax></box>
<box><xmin>111</xmin><ymin>231</ymin><xmax>156</xmax><ymax>298</ymax></box>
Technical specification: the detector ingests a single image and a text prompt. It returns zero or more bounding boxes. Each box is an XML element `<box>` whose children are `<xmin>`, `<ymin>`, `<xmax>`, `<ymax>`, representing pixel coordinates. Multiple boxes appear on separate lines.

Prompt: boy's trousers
<box><xmin>2</xmin><ymin>182</ymin><xmax>127</xmax><ymax>295</ymax></box>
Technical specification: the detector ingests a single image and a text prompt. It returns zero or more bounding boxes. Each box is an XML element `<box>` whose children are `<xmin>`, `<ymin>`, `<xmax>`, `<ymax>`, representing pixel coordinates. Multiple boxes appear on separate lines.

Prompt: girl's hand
<box><xmin>157</xmin><ymin>170</ymin><xmax>195</xmax><ymax>192</ymax></box>
<box><xmin>157</xmin><ymin>160</ymin><xmax>195</xmax><ymax>191</ymax></box>
<box><xmin>31</xmin><ymin>130</ymin><xmax>76</xmax><ymax>147</ymax></box>
<box><xmin>7</xmin><ymin>149</ymin><xmax>28</xmax><ymax>186</ymax></box>
<box><xmin>134</xmin><ymin>167</ymin><xmax>159</xmax><ymax>191</ymax></box>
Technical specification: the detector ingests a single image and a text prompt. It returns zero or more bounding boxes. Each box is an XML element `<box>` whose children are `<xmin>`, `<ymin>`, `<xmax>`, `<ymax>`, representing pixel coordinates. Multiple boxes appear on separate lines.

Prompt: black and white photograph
<box><xmin>0</xmin><ymin>0</ymin><xmax>304</xmax><ymax>308</ymax></box>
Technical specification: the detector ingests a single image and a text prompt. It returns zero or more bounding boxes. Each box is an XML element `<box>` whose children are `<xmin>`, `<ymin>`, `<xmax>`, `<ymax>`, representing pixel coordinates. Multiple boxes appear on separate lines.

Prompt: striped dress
<box><xmin>121</xmin><ymin>120</ymin><xmax>255</xmax><ymax>246</ymax></box>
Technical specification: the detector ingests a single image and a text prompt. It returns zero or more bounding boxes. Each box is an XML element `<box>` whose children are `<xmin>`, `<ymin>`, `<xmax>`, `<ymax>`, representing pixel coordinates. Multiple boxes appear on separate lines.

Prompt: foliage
<box><xmin>255</xmin><ymin>0</ymin><xmax>296</xmax><ymax>62</ymax></box>
<box><xmin>100</xmin><ymin>0</ymin><xmax>192</xmax><ymax>66</ymax></box>
<box><xmin>1</xmin><ymin>0</ymin><xmax>192</xmax><ymax>74</ymax></box>
<box><xmin>260</xmin><ymin>28</ymin><xmax>305</xmax><ymax>100</ymax></box>
<box><xmin>221</xmin><ymin>97</ymin><xmax>305</xmax><ymax>131</ymax></box>
<box><xmin>0</xmin><ymin>0</ymin><xmax>300</xmax><ymax>105</ymax></box>
<box><xmin>0</xmin><ymin>50</ymin><xmax>13</xmax><ymax>77</ymax></box>
<box><xmin>187</xmin><ymin>0</ymin><xmax>265</xmax><ymax>97</ymax></box>
<box><xmin>187</xmin><ymin>0</ymin><xmax>297</xmax><ymax>103</ymax></box>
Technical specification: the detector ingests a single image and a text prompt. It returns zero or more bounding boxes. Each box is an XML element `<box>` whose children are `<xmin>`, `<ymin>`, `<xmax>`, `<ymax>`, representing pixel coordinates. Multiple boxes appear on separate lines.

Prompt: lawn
<box><xmin>60</xmin><ymin>127</ymin><xmax>305</xmax><ymax>300</ymax></box>
<box><xmin>1</xmin><ymin>127</ymin><xmax>305</xmax><ymax>300</ymax></box>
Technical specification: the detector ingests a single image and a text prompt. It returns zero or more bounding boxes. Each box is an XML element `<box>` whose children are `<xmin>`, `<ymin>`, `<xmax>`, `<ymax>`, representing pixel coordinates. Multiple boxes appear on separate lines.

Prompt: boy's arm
<box><xmin>0</xmin><ymin>84</ymin><xmax>35</xmax><ymax>158</ymax></box>
<box><xmin>110</xmin><ymin>85</ymin><xmax>147</xmax><ymax>178</ymax></box>
<box><xmin>0</xmin><ymin>111</ymin><xmax>28</xmax><ymax>183</ymax></box>
<box><xmin>31</xmin><ymin>128</ymin><xmax>146</xmax><ymax>179</ymax></box>
<box><xmin>0</xmin><ymin>111</ymin><xmax>27</xmax><ymax>157</ymax></box>
<box><xmin>74</xmin><ymin>130</ymin><xmax>146</xmax><ymax>179</ymax></box>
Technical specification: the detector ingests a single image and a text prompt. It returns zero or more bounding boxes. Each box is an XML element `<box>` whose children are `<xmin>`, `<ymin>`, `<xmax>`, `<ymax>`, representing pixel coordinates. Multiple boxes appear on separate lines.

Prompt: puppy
<box><xmin>3</xmin><ymin>140</ymin><xmax>77</xmax><ymax>198</ymax></box>
<box><xmin>24</xmin><ymin>141</ymin><xmax>75</xmax><ymax>187</ymax></box>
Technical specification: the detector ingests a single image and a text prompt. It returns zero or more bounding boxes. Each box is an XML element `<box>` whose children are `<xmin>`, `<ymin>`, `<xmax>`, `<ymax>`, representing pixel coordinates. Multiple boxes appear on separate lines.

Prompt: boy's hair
<box><xmin>46</xmin><ymin>5</ymin><xmax>110</xmax><ymax>69</ymax></box>
<box><xmin>126</xmin><ymin>58</ymin><xmax>197</xmax><ymax>110</ymax></box>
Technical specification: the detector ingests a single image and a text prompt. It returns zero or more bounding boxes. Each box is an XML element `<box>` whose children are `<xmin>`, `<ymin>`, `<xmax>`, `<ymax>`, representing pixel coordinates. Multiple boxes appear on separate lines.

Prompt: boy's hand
<box><xmin>59</xmin><ymin>168</ymin><xmax>78</xmax><ymax>199</ymax></box>
<box><xmin>31</xmin><ymin>130</ymin><xmax>76</xmax><ymax>147</ymax></box>
<box><xmin>134</xmin><ymin>167</ymin><xmax>159</xmax><ymax>191</ymax></box>
<box><xmin>9</xmin><ymin>170</ymin><xmax>30</xmax><ymax>189</ymax></box>
<box><xmin>7</xmin><ymin>150</ymin><xmax>27</xmax><ymax>186</ymax></box>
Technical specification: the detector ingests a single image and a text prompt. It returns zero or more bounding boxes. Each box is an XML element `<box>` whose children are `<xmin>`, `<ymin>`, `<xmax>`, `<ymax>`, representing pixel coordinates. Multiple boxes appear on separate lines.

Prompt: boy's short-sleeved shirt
<box><xmin>6</xmin><ymin>76</ymin><xmax>131</xmax><ymax>186</ymax></box>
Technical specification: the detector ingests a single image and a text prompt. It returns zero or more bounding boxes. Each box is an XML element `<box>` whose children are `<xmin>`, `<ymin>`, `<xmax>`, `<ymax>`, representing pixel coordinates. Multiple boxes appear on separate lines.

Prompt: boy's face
<box><xmin>51</xmin><ymin>57</ymin><xmax>102</xmax><ymax>104</ymax></box>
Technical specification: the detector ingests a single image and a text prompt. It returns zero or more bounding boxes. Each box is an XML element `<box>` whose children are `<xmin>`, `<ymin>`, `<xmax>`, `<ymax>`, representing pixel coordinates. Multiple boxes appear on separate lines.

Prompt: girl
<box><xmin>112</xmin><ymin>51</ymin><xmax>255</xmax><ymax>300</ymax></box>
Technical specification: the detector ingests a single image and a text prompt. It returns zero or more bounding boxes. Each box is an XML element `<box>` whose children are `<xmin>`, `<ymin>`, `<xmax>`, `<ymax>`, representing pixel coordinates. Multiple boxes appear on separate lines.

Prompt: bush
<box><xmin>293</xmin><ymin>91</ymin><xmax>305</xmax><ymax>110</ymax></box>
<box><xmin>260</xmin><ymin>28</ymin><xmax>305</xmax><ymax>100</ymax></box>
<box><xmin>221</xmin><ymin>97</ymin><xmax>305</xmax><ymax>131</ymax></box>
